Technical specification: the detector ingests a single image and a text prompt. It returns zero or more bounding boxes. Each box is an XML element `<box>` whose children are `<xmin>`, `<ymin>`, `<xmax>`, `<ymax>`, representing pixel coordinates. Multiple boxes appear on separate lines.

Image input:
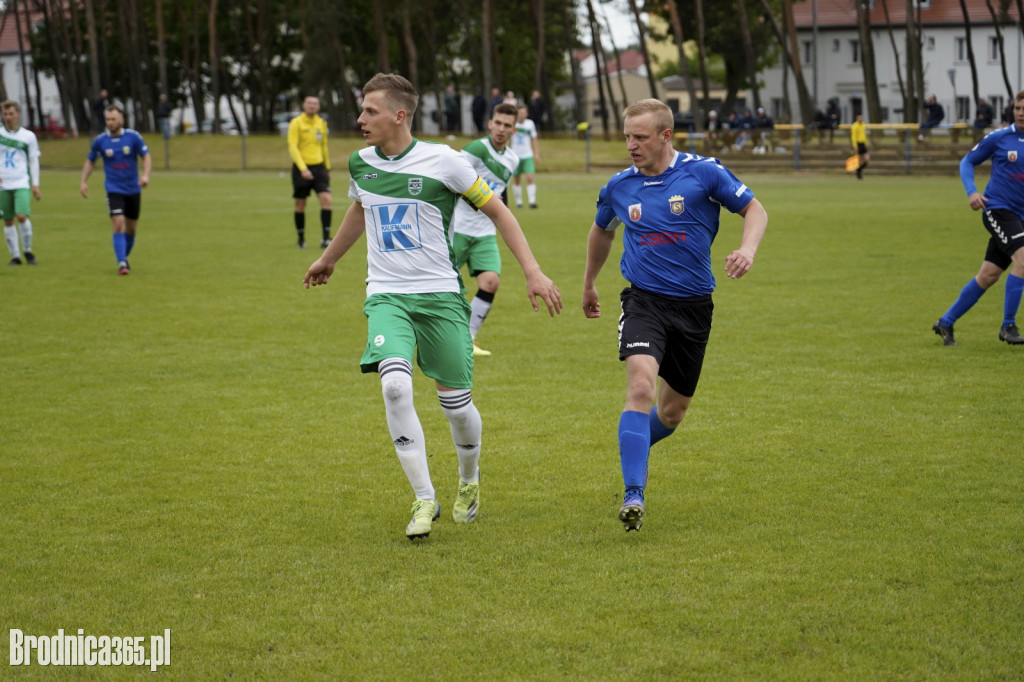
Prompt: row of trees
<box><xmin>2</xmin><ymin>1</ymin><xmax>1023</xmax><ymax>137</ymax></box>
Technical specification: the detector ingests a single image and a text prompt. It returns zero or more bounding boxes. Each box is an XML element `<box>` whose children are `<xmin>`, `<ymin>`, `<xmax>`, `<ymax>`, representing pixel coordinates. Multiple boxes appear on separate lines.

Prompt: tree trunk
<box><xmin>695</xmin><ymin>0</ymin><xmax>711</xmax><ymax>119</ymax></box>
<box><xmin>83</xmin><ymin>0</ymin><xmax>101</xmax><ymax>97</ymax></box>
<box><xmin>209</xmin><ymin>0</ymin><xmax>221</xmax><ymax>133</ymax></box>
<box><xmin>985</xmin><ymin>0</ymin><xmax>1015</xmax><ymax>99</ymax></box>
<box><xmin>156</xmin><ymin>0</ymin><xmax>169</xmax><ymax>96</ymax></box>
<box><xmin>666</xmin><ymin>0</ymin><xmax>700</xmax><ymax>130</ymax></box>
<box><xmin>855</xmin><ymin>0</ymin><xmax>882</xmax><ymax>122</ymax></box>
<box><xmin>880</xmin><ymin>0</ymin><xmax>907</xmax><ymax>110</ymax></box>
<box><xmin>585</xmin><ymin>0</ymin><xmax>610</xmax><ymax>138</ymax></box>
<box><xmin>628</xmin><ymin>0</ymin><xmax>659</xmax><ymax>100</ymax></box>
<box><xmin>904</xmin><ymin>0</ymin><xmax>920</xmax><ymax>123</ymax></box>
<box><xmin>373</xmin><ymin>1</ymin><xmax>390</xmax><ymax>74</ymax></box>
<box><xmin>734</xmin><ymin>0</ymin><xmax>761</xmax><ymax>109</ymax></box>
<box><xmin>958</xmin><ymin>0</ymin><xmax>981</xmax><ymax>107</ymax></box>
<box><xmin>400</xmin><ymin>0</ymin><xmax>420</xmax><ymax>131</ymax></box>
<box><xmin>482</xmin><ymin>0</ymin><xmax>494</xmax><ymax>98</ymax></box>
<box><xmin>760</xmin><ymin>0</ymin><xmax>815</xmax><ymax>124</ymax></box>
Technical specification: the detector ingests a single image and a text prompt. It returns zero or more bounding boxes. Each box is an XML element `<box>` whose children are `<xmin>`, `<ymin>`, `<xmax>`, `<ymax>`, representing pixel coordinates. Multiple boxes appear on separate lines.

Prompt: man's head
<box><xmin>1</xmin><ymin>100</ymin><xmax>21</xmax><ymax>131</ymax></box>
<box><xmin>358</xmin><ymin>73</ymin><xmax>418</xmax><ymax>147</ymax></box>
<box><xmin>105</xmin><ymin>105</ymin><xmax>125</xmax><ymax>134</ymax></box>
<box><xmin>516</xmin><ymin>104</ymin><xmax>528</xmax><ymax>122</ymax></box>
<box><xmin>302</xmin><ymin>96</ymin><xmax>321</xmax><ymax>116</ymax></box>
<box><xmin>489</xmin><ymin>103</ymin><xmax>517</xmax><ymax>149</ymax></box>
<box><xmin>1013</xmin><ymin>90</ymin><xmax>1024</xmax><ymax>127</ymax></box>
<box><xmin>622</xmin><ymin>99</ymin><xmax>674</xmax><ymax>176</ymax></box>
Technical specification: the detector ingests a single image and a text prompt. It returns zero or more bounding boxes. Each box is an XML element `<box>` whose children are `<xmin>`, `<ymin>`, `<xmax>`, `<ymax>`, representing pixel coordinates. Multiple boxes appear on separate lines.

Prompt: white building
<box><xmin>758</xmin><ymin>0</ymin><xmax>1023</xmax><ymax>125</ymax></box>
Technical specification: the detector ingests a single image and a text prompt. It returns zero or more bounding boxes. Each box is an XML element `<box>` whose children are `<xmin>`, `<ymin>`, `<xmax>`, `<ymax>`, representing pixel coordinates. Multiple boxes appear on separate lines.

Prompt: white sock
<box><xmin>380</xmin><ymin>358</ymin><xmax>434</xmax><ymax>501</ymax></box>
<box><xmin>469</xmin><ymin>295</ymin><xmax>493</xmax><ymax>339</ymax></box>
<box><xmin>438</xmin><ymin>389</ymin><xmax>481</xmax><ymax>483</ymax></box>
<box><xmin>513</xmin><ymin>185</ymin><xmax>523</xmax><ymax>206</ymax></box>
<box><xmin>19</xmin><ymin>219</ymin><xmax>32</xmax><ymax>253</ymax></box>
<box><xmin>4</xmin><ymin>224</ymin><xmax>19</xmax><ymax>258</ymax></box>
<box><xmin>527</xmin><ymin>183</ymin><xmax>537</xmax><ymax>205</ymax></box>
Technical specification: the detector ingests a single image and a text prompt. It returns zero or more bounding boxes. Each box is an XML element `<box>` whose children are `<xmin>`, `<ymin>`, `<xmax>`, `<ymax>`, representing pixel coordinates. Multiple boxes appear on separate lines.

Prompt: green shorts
<box><xmin>0</xmin><ymin>188</ymin><xmax>31</xmax><ymax>219</ymax></box>
<box><xmin>515</xmin><ymin>157</ymin><xmax>536</xmax><ymax>176</ymax></box>
<box><xmin>452</xmin><ymin>233</ymin><xmax>502</xmax><ymax>276</ymax></box>
<box><xmin>360</xmin><ymin>292</ymin><xmax>474</xmax><ymax>389</ymax></box>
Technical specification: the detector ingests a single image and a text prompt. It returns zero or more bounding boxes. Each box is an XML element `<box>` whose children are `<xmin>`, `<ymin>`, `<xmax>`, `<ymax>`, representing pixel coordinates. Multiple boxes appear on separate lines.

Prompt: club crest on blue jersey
<box><xmin>1010</xmin><ymin>150</ymin><xmax>1018</xmax><ymax>162</ymax></box>
<box><xmin>122</xmin><ymin>146</ymin><xmax>131</xmax><ymax>156</ymax></box>
<box><xmin>628</xmin><ymin>203</ymin><xmax>642</xmax><ymax>222</ymax></box>
<box><xmin>408</xmin><ymin>177</ymin><xmax>422</xmax><ymax>196</ymax></box>
<box><xmin>669</xmin><ymin>194</ymin><xmax>685</xmax><ymax>215</ymax></box>
<box><xmin>105</xmin><ymin>149</ymin><xmax>113</xmax><ymax>157</ymax></box>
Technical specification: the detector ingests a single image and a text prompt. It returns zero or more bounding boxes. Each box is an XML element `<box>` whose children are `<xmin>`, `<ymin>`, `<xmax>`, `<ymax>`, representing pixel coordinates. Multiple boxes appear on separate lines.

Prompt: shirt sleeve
<box><xmin>287</xmin><ymin>118</ymin><xmax>306</xmax><ymax>170</ymax></box>
<box><xmin>321</xmin><ymin>119</ymin><xmax>330</xmax><ymax>171</ymax></box>
<box><xmin>960</xmin><ymin>134</ymin><xmax>997</xmax><ymax>195</ymax></box>
<box><xmin>29</xmin><ymin>133</ymin><xmax>40</xmax><ymax>187</ymax></box>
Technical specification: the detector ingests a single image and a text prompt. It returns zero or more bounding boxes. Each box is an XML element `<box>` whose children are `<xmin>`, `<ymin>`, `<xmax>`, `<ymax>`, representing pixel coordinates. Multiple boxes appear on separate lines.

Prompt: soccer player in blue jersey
<box><xmin>932</xmin><ymin>90</ymin><xmax>1024</xmax><ymax>346</ymax></box>
<box><xmin>80</xmin><ymin>105</ymin><xmax>151</xmax><ymax>275</ymax></box>
<box><xmin>582</xmin><ymin>98</ymin><xmax>768</xmax><ymax>532</ymax></box>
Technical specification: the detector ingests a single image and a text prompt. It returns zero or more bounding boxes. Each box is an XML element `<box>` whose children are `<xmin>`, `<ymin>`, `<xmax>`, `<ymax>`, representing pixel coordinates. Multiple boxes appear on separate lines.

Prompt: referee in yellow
<box><xmin>288</xmin><ymin>95</ymin><xmax>332</xmax><ymax>248</ymax></box>
<box><xmin>850</xmin><ymin>113</ymin><xmax>870</xmax><ymax>180</ymax></box>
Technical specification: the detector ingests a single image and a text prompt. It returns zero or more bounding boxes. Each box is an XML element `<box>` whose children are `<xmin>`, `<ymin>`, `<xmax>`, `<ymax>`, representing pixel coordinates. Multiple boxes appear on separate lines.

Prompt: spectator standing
<box><xmin>471</xmin><ymin>91</ymin><xmax>487</xmax><ymax>132</ymax></box>
<box><xmin>156</xmin><ymin>94</ymin><xmax>173</xmax><ymax>139</ymax></box>
<box><xmin>443</xmin><ymin>85</ymin><xmax>459</xmax><ymax>133</ymax></box>
<box><xmin>528</xmin><ymin>90</ymin><xmax>546</xmax><ymax>131</ymax></box>
<box><xmin>92</xmin><ymin>89</ymin><xmax>110</xmax><ymax>133</ymax></box>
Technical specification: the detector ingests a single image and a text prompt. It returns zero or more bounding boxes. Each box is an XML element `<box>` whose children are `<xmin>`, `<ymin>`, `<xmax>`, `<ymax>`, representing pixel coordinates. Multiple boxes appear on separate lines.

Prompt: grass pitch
<box><xmin>1</xmin><ymin>167</ymin><xmax>1021</xmax><ymax>679</ymax></box>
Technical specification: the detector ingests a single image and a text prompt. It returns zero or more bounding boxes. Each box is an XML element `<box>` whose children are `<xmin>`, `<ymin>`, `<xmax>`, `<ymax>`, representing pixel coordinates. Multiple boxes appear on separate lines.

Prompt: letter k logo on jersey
<box><xmin>375</xmin><ymin>203</ymin><xmax>422</xmax><ymax>252</ymax></box>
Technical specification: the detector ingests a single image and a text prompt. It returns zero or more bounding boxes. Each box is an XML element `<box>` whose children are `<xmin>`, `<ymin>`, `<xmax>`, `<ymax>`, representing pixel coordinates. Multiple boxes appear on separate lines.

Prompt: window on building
<box><xmin>989</xmin><ymin>36</ymin><xmax>1001</xmax><ymax>61</ymax></box>
<box><xmin>802</xmin><ymin>40</ymin><xmax>814</xmax><ymax>66</ymax></box>
<box><xmin>991</xmin><ymin>95</ymin><xmax>1005</xmax><ymax>121</ymax></box>
<box><xmin>955</xmin><ymin>37</ymin><xmax>966</xmax><ymax>61</ymax></box>
<box><xmin>926</xmin><ymin>36</ymin><xmax>935</xmax><ymax>50</ymax></box>
<box><xmin>850</xmin><ymin>40</ymin><xmax>860</xmax><ymax>64</ymax></box>
<box><xmin>956</xmin><ymin>96</ymin><xmax>970</xmax><ymax>122</ymax></box>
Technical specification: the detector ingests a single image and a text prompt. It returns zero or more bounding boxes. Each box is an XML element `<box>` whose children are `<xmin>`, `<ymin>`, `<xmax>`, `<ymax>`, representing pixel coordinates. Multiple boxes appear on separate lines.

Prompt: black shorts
<box><xmin>106</xmin><ymin>193</ymin><xmax>141</xmax><ymax>220</ymax></box>
<box><xmin>618</xmin><ymin>287</ymin><xmax>713</xmax><ymax>398</ymax></box>
<box><xmin>292</xmin><ymin>164</ymin><xmax>330</xmax><ymax>198</ymax></box>
<box><xmin>856</xmin><ymin>142</ymin><xmax>868</xmax><ymax>155</ymax></box>
<box><xmin>981</xmin><ymin>208</ymin><xmax>1024</xmax><ymax>268</ymax></box>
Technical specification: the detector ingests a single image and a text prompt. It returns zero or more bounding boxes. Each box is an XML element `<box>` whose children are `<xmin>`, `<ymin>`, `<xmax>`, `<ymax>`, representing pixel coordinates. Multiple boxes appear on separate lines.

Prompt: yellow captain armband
<box><xmin>463</xmin><ymin>176</ymin><xmax>494</xmax><ymax>209</ymax></box>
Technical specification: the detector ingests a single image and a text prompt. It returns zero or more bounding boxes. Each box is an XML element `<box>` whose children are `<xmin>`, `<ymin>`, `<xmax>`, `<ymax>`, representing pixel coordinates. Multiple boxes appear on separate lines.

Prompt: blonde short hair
<box><xmin>623</xmin><ymin>98</ymin><xmax>673</xmax><ymax>133</ymax></box>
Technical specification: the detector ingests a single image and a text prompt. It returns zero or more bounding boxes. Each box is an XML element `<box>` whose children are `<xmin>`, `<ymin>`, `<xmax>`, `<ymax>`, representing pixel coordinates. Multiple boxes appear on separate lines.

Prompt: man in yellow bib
<box><xmin>288</xmin><ymin>95</ymin><xmax>332</xmax><ymax>248</ymax></box>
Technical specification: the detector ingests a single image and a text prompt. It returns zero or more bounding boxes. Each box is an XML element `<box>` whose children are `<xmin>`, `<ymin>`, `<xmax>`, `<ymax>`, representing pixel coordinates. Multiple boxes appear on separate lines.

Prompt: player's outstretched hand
<box><xmin>724</xmin><ymin>248</ymin><xmax>755</xmax><ymax>279</ymax></box>
<box><xmin>582</xmin><ymin>287</ymin><xmax>601</xmax><ymax>318</ymax></box>
<box><xmin>303</xmin><ymin>260</ymin><xmax>335</xmax><ymax>289</ymax></box>
<box><xmin>526</xmin><ymin>271</ymin><xmax>562</xmax><ymax>317</ymax></box>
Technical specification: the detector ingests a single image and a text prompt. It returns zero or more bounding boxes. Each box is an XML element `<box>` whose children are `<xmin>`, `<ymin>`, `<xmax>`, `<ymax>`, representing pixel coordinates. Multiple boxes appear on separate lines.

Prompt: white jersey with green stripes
<box><xmin>0</xmin><ymin>126</ymin><xmax>41</xmax><ymax>190</ymax></box>
<box><xmin>349</xmin><ymin>139</ymin><xmax>494</xmax><ymax>296</ymax></box>
<box><xmin>452</xmin><ymin>138</ymin><xmax>518</xmax><ymax>238</ymax></box>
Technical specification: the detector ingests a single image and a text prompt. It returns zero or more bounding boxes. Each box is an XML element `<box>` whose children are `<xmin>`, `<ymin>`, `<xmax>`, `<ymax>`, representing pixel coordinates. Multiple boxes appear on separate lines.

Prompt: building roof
<box><xmin>0</xmin><ymin>9</ymin><xmax>41</xmax><ymax>54</ymax></box>
<box><xmin>791</xmin><ymin>0</ymin><xmax>1020</xmax><ymax>27</ymax></box>
<box><xmin>576</xmin><ymin>48</ymin><xmax>648</xmax><ymax>76</ymax></box>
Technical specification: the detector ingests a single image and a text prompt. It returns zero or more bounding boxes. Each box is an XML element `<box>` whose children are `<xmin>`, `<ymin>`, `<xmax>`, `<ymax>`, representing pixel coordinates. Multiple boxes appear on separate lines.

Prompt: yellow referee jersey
<box><xmin>287</xmin><ymin>114</ymin><xmax>330</xmax><ymax>171</ymax></box>
<box><xmin>850</xmin><ymin>120</ymin><xmax>867</xmax><ymax>147</ymax></box>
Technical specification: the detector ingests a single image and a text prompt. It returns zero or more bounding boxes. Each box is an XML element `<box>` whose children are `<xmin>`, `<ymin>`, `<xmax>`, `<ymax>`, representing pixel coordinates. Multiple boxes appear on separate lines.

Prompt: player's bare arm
<box><xmin>583</xmin><ymin>222</ymin><xmax>615</xmax><ymax>318</ymax></box>
<box><xmin>79</xmin><ymin>160</ymin><xmax>94</xmax><ymax>198</ymax></box>
<box><xmin>303</xmin><ymin>201</ymin><xmax>365</xmax><ymax>288</ymax></box>
<box><xmin>724</xmin><ymin>198</ymin><xmax>768</xmax><ymax>280</ymax></box>
<box><xmin>140</xmin><ymin>154</ymin><xmax>152</xmax><ymax>188</ymax></box>
<box><xmin>480</xmin><ymin>196</ymin><xmax>562</xmax><ymax>316</ymax></box>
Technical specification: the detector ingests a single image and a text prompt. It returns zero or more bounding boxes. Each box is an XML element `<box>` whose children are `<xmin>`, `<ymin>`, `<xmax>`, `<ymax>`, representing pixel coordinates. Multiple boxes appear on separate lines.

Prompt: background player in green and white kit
<box><xmin>511</xmin><ymin>103</ymin><xmax>540</xmax><ymax>209</ymax></box>
<box><xmin>303</xmin><ymin>74</ymin><xmax>561</xmax><ymax>540</ymax></box>
<box><xmin>0</xmin><ymin>101</ymin><xmax>42</xmax><ymax>266</ymax></box>
<box><xmin>451</xmin><ymin>102</ymin><xmax>520</xmax><ymax>356</ymax></box>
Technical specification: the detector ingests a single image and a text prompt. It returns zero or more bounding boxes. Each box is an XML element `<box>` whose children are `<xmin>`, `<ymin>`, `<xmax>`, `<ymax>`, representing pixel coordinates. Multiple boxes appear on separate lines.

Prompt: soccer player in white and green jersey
<box><xmin>303</xmin><ymin>74</ymin><xmax>562</xmax><ymax>540</ymax></box>
<box><xmin>511</xmin><ymin>103</ymin><xmax>539</xmax><ymax>208</ymax></box>
<box><xmin>451</xmin><ymin>102</ymin><xmax>520</xmax><ymax>356</ymax></box>
<box><xmin>0</xmin><ymin>101</ymin><xmax>42</xmax><ymax>266</ymax></box>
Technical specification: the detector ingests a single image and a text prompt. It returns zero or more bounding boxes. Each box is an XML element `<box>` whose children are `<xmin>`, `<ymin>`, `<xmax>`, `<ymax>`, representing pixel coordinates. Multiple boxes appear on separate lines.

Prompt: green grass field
<box><xmin>2</xmin><ymin>165</ymin><xmax>1021</xmax><ymax>679</ymax></box>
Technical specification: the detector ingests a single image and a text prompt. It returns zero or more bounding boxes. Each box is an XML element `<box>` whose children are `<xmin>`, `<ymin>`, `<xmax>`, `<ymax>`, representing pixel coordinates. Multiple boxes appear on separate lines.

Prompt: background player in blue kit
<box><xmin>582</xmin><ymin>98</ymin><xmax>768</xmax><ymax>532</ymax></box>
<box><xmin>80</xmin><ymin>105</ymin><xmax>151</xmax><ymax>275</ymax></box>
<box><xmin>932</xmin><ymin>90</ymin><xmax>1024</xmax><ymax>346</ymax></box>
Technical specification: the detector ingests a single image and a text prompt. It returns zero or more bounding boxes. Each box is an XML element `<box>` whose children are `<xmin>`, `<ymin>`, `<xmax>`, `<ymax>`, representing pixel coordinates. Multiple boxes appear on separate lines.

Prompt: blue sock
<box><xmin>649</xmin><ymin>405</ymin><xmax>675</xmax><ymax>447</ymax></box>
<box><xmin>112</xmin><ymin>233</ymin><xmax>127</xmax><ymax>262</ymax></box>
<box><xmin>125</xmin><ymin>233</ymin><xmax>135</xmax><ymax>256</ymax></box>
<box><xmin>940</xmin><ymin>278</ymin><xmax>986</xmax><ymax>326</ymax></box>
<box><xmin>619</xmin><ymin>410</ymin><xmax>650</xmax><ymax>490</ymax></box>
<box><xmin>1004</xmin><ymin>274</ymin><xmax>1024</xmax><ymax>326</ymax></box>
